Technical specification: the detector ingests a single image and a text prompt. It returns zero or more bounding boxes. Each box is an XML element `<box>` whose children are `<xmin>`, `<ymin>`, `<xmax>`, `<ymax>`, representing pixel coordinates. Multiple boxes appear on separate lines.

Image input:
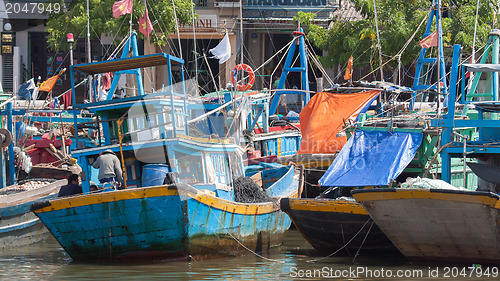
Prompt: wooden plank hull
<box><xmin>0</xmin><ymin>180</ymin><xmax>65</xmax><ymax>249</ymax></box>
<box><xmin>18</xmin><ymin>166</ymin><xmax>74</xmax><ymax>181</ymax></box>
<box><xmin>280</xmin><ymin>198</ymin><xmax>398</xmax><ymax>255</ymax></box>
<box><xmin>353</xmin><ymin>188</ymin><xmax>500</xmax><ymax>264</ymax></box>
<box><xmin>32</xmin><ymin>168</ymin><xmax>299</xmax><ymax>261</ymax></box>
<box><xmin>277</xmin><ymin>154</ymin><xmax>336</xmax><ymax>198</ymax></box>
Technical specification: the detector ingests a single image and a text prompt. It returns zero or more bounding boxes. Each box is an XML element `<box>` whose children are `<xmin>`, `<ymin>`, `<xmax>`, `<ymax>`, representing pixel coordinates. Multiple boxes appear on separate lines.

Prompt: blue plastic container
<box><xmin>141</xmin><ymin>164</ymin><xmax>171</xmax><ymax>187</ymax></box>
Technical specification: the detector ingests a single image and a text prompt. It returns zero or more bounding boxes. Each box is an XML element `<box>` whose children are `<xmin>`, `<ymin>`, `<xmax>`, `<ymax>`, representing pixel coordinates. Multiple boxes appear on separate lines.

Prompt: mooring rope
<box><xmin>208</xmin><ymin>205</ymin><xmax>285</xmax><ymax>263</ymax></box>
<box><xmin>352</xmin><ymin>221</ymin><xmax>375</xmax><ymax>263</ymax></box>
<box><xmin>306</xmin><ymin>217</ymin><xmax>372</xmax><ymax>263</ymax></box>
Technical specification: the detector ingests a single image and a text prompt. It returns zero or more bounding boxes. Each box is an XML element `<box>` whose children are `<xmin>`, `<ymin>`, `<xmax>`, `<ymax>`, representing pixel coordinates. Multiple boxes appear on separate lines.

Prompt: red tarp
<box><xmin>297</xmin><ymin>90</ymin><xmax>380</xmax><ymax>154</ymax></box>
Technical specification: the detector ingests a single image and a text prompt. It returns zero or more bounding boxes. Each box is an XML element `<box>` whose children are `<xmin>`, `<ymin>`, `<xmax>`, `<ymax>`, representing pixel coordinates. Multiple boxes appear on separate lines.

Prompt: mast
<box><xmin>373</xmin><ymin>0</ymin><xmax>384</xmax><ymax>81</ymax></box>
<box><xmin>436</xmin><ymin>0</ymin><xmax>442</xmax><ymax>116</ymax></box>
<box><xmin>171</xmin><ymin>0</ymin><xmax>183</xmax><ymax>59</ymax></box>
<box><xmin>472</xmin><ymin>0</ymin><xmax>480</xmax><ymax>63</ymax></box>
<box><xmin>239</xmin><ymin>0</ymin><xmax>243</xmax><ymax>64</ymax></box>
<box><xmin>411</xmin><ymin>0</ymin><xmax>447</xmax><ymax>110</ymax></box>
<box><xmin>191</xmin><ymin>1</ymin><xmax>198</xmax><ymax>90</ymax></box>
<box><xmin>144</xmin><ymin>0</ymin><xmax>153</xmax><ymax>89</ymax></box>
<box><xmin>86</xmin><ymin>0</ymin><xmax>92</xmax><ymax>101</ymax></box>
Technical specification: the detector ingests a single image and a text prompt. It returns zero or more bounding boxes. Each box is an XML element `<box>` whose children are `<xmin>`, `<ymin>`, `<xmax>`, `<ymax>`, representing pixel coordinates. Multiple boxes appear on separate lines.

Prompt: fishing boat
<box><xmin>0</xmin><ymin>179</ymin><xmax>65</xmax><ymax>250</ymax></box>
<box><xmin>0</xmin><ymin>120</ymin><xmax>66</xmax><ymax>249</ymax></box>
<box><xmin>31</xmin><ymin>33</ymin><xmax>301</xmax><ymax>261</ymax></box>
<box><xmin>281</xmin><ymin>104</ymin><xmax>476</xmax><ymax>256</ymax></box>
<box><xmin>352</xmin><ymin>31</ymin><xmax>500</xmax><ymax>264</ymax></box>
<box><xmin>281</xmin><ymin>129</ymin><xmax>424</xmax><ymax>255</ymax></box>
<box><xmin>279</xmin><ymin>1</ymin><xmax>479</xmax><ymax>256</ymax></box>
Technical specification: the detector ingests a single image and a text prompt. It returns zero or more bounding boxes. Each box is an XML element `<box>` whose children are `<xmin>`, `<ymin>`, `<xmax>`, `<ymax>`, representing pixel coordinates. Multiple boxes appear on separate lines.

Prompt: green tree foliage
<box><xmin>46</xmin><ymin>0</ymin><xmax>196</xmax><ymax>51</ymax></box>
<box><xmin>295</xmin><ymin>0</ymin><xmax>499</xmax><ymax>68</ymax></box>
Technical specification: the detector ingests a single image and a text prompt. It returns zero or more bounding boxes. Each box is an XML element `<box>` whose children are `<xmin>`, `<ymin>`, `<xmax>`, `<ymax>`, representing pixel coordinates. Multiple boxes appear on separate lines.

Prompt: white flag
<box><xmin>26</xmin><ymin>78</ymin><xmax>36</xmax><ymax>90</ymax></box>
<box><xmin>209</xmin><ymin>33</ymin><xmax>231</xmax><ymax>64</ymax></box>
<box><xmin>31</xmin><ymin>87</ymin><xmax>39</xmax><ymax>101</ymax></box>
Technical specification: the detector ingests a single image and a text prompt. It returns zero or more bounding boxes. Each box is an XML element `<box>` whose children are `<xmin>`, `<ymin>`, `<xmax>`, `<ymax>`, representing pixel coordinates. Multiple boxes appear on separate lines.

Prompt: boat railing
<box><xmin>74</xmin><ymin>106</ymin><xmax>188</xmax><ymax>148</ymax></box>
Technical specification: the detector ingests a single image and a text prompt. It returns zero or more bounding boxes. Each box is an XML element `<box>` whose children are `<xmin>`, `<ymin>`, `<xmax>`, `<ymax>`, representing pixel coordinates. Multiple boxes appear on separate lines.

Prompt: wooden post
<box><xmin>297</xmin><ymin>165</ymin><xmax>305</xmax><ymax>198</ymax></box>
<box><xmin>117</xmin><ymin>118</ymin><xmax>128</xmax><ymax>189</ymax></box>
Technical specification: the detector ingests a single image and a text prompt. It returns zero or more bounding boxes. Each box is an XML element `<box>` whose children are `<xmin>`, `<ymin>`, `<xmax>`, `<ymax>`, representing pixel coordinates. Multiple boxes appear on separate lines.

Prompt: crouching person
<box><xmin>92</xmin><ymin>149</ymin><xmax>123</xmax><ymax>189</ymax></box>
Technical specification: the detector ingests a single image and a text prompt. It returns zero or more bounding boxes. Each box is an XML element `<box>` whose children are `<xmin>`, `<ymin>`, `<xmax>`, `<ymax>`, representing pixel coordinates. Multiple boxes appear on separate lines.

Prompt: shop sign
<box><xmin>1</xmin><ymin>32</ymin><xmax>15</xmax><ymax>55</ymax></box>
<box><xmin>179</xmin><ymin>15</ymin><xmax>217</xmax><ymax>33</ymax></box>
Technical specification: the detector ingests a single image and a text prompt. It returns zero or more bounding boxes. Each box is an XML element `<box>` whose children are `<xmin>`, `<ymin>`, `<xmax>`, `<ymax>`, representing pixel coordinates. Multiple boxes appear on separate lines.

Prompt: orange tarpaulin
<box><xmin>297</xmin><ymin>90</ymin><xmax>380</xmax><ymax>154</ymax></box>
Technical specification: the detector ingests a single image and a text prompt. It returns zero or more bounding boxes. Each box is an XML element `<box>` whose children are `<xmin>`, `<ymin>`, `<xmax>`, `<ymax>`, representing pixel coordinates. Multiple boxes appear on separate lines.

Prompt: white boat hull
<box><xmin>0</xmin><ymin>180</ymin><xmax>65</xmax><ymax>249</ymax></box>
<box><xmin>353</xmin><ymin>188</ymin><xmax>500</xmax><ymax>263</ymax></box>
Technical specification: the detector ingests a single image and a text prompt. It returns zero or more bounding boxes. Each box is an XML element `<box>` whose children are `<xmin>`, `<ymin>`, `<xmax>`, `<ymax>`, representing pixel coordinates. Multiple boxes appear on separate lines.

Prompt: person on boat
<box><xmin>58</xmin><ymin>174</ymin><xmax>83</xmax><ymax>197</ymax></box>
<box><xmin>273</xmin><ymin>74</ymin><xmax>280</xmax><ymax>89</ymax></box>
<box><xmin>91</xmin><ymin>149</ymin><xmax>123</xmax><ymax>188</ymax></box>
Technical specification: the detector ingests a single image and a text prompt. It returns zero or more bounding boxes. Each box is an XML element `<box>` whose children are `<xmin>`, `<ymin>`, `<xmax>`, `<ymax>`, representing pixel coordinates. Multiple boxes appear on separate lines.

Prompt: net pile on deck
<box><xmin>233</xmin><ymin>176</ymin><xmax>275</xmax><ymax>203</ymax></box>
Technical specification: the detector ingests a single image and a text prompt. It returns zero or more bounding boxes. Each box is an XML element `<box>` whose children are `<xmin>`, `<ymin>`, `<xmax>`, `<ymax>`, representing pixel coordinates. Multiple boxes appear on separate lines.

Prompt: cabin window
<box><xmin>163</xmin><ymin>111</ymin><xmax>172</xmax><ymax>126</ymax></box>
<box><xmin>175</xmin><ymin>152</ymin><xmax>203</xmax><ymax>184</ymax></box>
<box><xmin>127</xmin><ymin>117</ymin><xmax>136</xmax><ymax>132</ymax></box>
<box><xmin>229</xmin><ymin>151</ymin><xmax>243</xmax><ymax>179</ymax></box>
<box><xmin>210</xmin><ymin>154</ymin><xmax>231</xmax><ymax>185</ymax></box>
<box><xmin>204</xmin><ymin>154</ymin><xmax>217</xmax><ymax>183</ymax></box>
<box><xmin>175</xmin><ymin>108</ymin><xmax>185</xmax><ymax>131</ymax></box>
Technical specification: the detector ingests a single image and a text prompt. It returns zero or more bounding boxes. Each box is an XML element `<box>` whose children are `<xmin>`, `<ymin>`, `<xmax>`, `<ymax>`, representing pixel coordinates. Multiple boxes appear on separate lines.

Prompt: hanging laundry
<box><xmin>102</xmin><ymin>72</ymin><xmax>114</xmax><ymax>90</ymax></box>
<box><xmin>17</xmin><ymin>78</ymin><xmax>36</xmax><ymax>99</ymax></box>
<box><xmin>209</xmin><ymin>33</ymin><xmax>231</xmax><ymax>64</ymax></box>
<box><xmin>31</xmin><ymin>86</ymin><xmax>39</xmax><ymax>101</ymax></box>
<box><xmin>344</xmin><ymin>55</ymin><xmax>353</xmax><ymax>81</ymax></box>
<box><xmin>60</xmin><ymin>90</ymin><xmax>72</xmax><ymax>110</ymax></box>
<box><xmin>49</xmin><ymin>97</ymin><xmax>59</xmax><ymax>109</ymax></box>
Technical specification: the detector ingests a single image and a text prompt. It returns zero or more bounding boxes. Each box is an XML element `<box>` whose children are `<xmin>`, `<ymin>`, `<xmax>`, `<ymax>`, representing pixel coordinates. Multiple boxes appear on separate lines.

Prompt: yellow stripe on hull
<box><xmin>34</xmin><ymin>187</ymin><xmax>179</xmax><ymax>213</ymax></box>
<box><xmin>192</xmin><ymin>190</ymin><xmax>299</xmax><ymax>215</ymax></box>
<box><xmin>353</xmin><ymin>189</ymin><xmax>499</xmax><ymax>207</ymax></box>
<box><xmin>286</xmin><ymin>198</ymin><xmax>367</xmax><ymax>215</ymax></box>
<box><xmin>35</xmin><ymin>185</ymin><xmax>299</xmax><ymax>216</ymax></box>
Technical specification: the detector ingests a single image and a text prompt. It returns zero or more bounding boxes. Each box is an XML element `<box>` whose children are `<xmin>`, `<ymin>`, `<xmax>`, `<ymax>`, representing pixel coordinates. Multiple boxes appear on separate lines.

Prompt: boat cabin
<box><xmin>68</xmin><ymin>35</ymin><xmax>245</xmax><ymax>195</ymax></box>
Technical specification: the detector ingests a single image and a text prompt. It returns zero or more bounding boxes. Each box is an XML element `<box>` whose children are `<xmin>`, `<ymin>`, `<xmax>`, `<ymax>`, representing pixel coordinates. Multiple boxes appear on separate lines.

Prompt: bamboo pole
<box><xmin>117</xmin><ymin>118</ymin><xmax>128</xmax><ymax>189</ymax></box>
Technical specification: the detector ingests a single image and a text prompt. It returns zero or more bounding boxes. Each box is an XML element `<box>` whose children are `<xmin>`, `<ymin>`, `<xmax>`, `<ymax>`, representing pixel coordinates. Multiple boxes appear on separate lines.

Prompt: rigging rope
<box><xmin>170</xmin><ymin>0</ymin><xmax>183</xmax><ymax>60</ymax></box>
<box><xmin>208</xmin><ymin>206</ymin><xmax>284</xmax><ymax>263</ymax></box>
<box><xmin>306</xmin><ymin>217</ymin><xmax>373</xmax><ymax>263</ymax></box>
<box><xmin>357</xmin><ymin>6</ymin><xmax>433</xmax><ymax>82</ymax></box>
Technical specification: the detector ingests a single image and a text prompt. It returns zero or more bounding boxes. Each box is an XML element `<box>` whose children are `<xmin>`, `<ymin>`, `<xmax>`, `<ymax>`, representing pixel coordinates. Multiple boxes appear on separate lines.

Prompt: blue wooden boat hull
<box><xmin>1</xmin><ymin>180</ymin><xmax>64</xmax><ymax>250</ymax></box>
<box><xmin>31</xmin><ymin>167</ymin><xmax>299</xmax><ymax>261</ymax></box>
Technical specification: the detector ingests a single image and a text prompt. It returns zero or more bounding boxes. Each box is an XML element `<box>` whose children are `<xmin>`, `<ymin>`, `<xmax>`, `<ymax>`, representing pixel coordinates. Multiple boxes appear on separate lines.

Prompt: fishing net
<box><xmin>233</xmin><ymin>176</ymin><xmax>276</xmax><ymax>203</ymax></box>
<box><xmin>188</xmin><ymin>124</ymin><xmax>208</xmax><ymax>138</ymax></box>
<box><xmin>0</xmin><ymin>188</ymin><xmax>24</xmax><ymax>196</ymax></box>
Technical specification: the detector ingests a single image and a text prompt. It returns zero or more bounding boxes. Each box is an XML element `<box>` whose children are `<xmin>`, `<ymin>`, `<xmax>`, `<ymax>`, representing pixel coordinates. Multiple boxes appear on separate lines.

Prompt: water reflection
<box><xmin>0</xmin><ymin>230</ymin><xmax>496</xmax><ymax>280</ymax></box>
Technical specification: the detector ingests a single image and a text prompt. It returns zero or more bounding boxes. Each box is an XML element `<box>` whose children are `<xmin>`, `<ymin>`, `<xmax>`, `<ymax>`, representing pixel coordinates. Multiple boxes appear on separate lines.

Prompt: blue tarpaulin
<box><xmin>319</xmin><ymin>130</ymin><xmax>423</xmax><ymax>187</ymax></box>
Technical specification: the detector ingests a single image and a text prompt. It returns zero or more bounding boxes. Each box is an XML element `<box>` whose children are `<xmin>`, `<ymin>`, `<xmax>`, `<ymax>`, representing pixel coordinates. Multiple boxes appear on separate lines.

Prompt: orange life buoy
<box><xmin>231</xmin><ymin>64</ymin><xmax>255</xmax><ymax>91</ymax></box>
